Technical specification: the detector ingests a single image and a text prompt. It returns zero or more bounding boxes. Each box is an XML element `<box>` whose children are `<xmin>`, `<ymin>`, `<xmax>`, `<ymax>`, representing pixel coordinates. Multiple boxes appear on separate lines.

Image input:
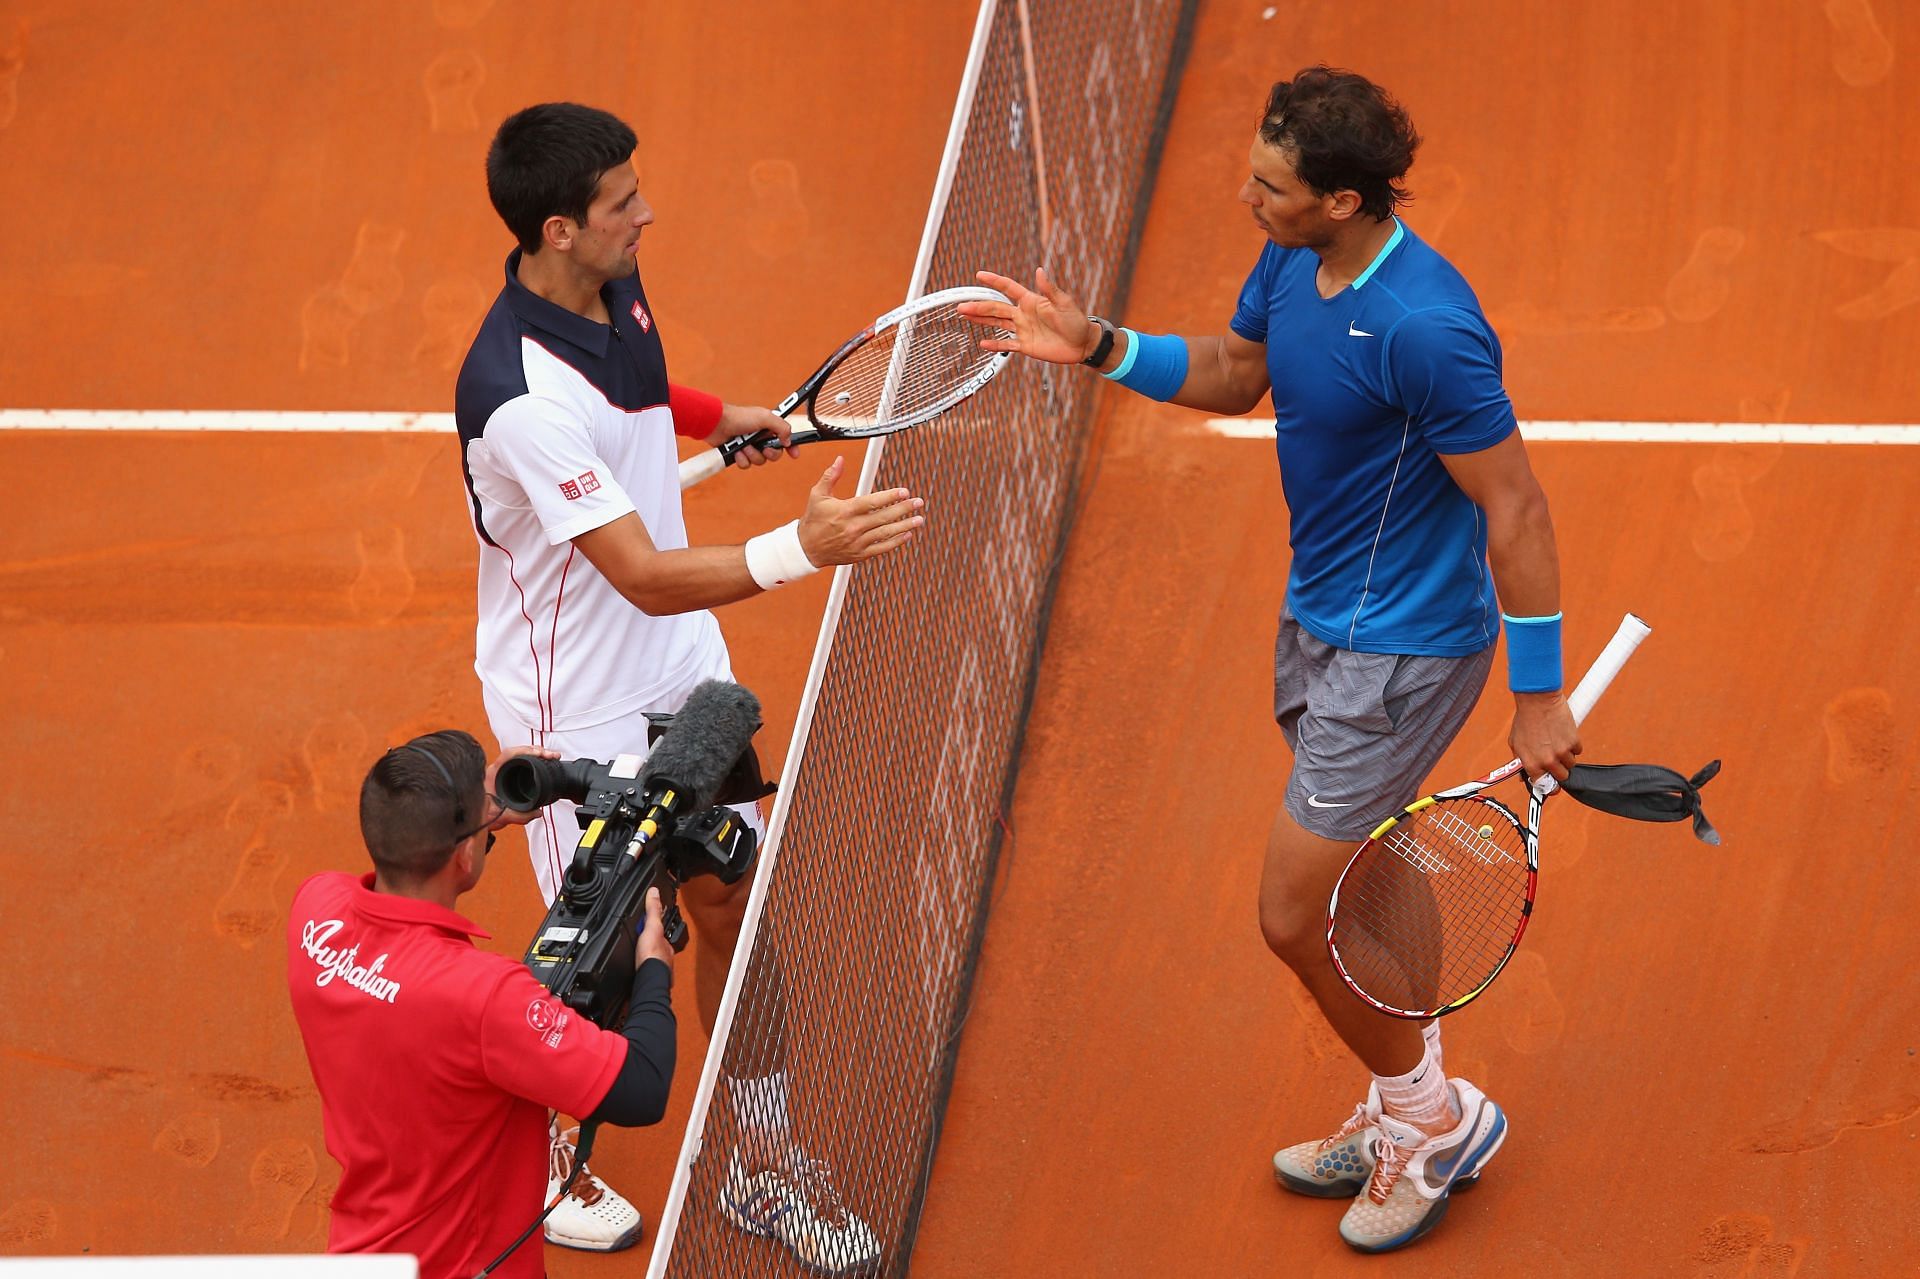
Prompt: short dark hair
<box><xmin>486</xmin><ymin>103</ymin><xmax>638</xmax><ymax>254</ymax></box>
<box><xmin>359</xmin><ymin>731</ymin><xmax>488</xmax><ymax>882</ymax></box>
<box><xmin>1258</xmin><ymin>67</ymin><xmax>1420</xmax><ymax>221</ymax></box>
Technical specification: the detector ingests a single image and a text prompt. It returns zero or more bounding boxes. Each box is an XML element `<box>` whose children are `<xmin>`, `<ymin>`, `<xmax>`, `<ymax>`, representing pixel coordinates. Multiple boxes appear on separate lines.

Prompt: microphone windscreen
<box><xmin>642</xmin><ymin>680</ymin><xmax>763</xmax><ymax>812</ymax></box>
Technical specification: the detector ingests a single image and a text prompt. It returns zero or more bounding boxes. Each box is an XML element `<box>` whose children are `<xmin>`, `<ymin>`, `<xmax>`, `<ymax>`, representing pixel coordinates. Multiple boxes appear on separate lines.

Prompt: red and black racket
<box><xmin>1326</xmin><ymin>613</ymin><xmax>1653</xmax><ymax>1019</ymax></box>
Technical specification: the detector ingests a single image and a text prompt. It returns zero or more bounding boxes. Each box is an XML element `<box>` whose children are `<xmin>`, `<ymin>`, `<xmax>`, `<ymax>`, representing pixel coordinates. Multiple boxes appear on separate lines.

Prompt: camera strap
<box><xmin>472</xmin><ymin>1119</ymin><xmax>601</xmax><ymax>1278</ymax></box>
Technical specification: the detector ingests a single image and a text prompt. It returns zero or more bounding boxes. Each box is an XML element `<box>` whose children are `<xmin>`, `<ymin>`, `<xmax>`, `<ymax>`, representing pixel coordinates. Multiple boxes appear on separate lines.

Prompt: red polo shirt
<box><xmin>287</xmin><ymin>872</ymin><xmax>627</xmax><ymax>1279</ymax></box>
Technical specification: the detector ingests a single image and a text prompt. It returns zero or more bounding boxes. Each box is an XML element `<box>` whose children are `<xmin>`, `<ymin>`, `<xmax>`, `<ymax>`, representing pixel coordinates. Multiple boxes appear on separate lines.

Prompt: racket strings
<box><xmin>813</xmin><ymin>305</ymin><xmax>1007</xmax><ymax>431</ymax></box>
<box><xmin>1331</xmin><ymin>796</ymin><xmax>1532</xmax><ymax>1013</ymax></box>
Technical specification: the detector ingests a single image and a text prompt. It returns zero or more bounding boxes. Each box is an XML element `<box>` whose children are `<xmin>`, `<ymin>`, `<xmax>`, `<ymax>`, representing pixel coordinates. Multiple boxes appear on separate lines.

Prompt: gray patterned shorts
<box><xmin>1274</xmin><ymin>605</ymin><xmax>1495</xmax><ymax>840</ymax></box>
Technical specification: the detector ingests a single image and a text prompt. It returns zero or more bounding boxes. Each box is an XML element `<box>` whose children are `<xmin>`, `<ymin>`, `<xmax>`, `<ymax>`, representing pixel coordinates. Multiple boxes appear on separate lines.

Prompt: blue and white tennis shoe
<box><xmin>1272</xmin><ymin>1083</ymin><xmax>1383</xmax><ymax>1196</ymax></box>
<box><xmin>720</xmin><ymin>1148</ymin><xmax>881</xmax><ymax>1275</ymax></box>
<box><xmin>1337</xmin><ymin>1077</ymin><xmax>1506</xmax><ymax>1253</ymax></box>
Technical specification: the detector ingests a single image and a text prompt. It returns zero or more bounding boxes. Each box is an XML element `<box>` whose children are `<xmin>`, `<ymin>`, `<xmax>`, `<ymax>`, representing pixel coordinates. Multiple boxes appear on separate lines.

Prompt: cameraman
<box><xmin>287</xmin><ymin>731</ymin><xmax>674</xmax><ymax>1277</ymax></box>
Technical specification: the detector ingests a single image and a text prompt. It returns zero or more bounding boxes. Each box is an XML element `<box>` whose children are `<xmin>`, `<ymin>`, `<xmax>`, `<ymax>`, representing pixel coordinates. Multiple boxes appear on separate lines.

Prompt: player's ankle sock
<box><xmin>1420</xmin><ymin>1013</ymin><xmax>1443</xmax><ymax>1098</ymax></box>
<box><xmin>1413</xmin><ymin>1020</ymin><xmax>1457</xmax><ymax>1123</ymax></box>
<box><xmin>1375</xmin><ymin>1036</ymin><xmax>1458</xmax><ymax>1133</ymax></box>
<box><xmin>728</xmin><ymin>1069</ymin><xmax>792</xmax><ymax>1131</ymax></box>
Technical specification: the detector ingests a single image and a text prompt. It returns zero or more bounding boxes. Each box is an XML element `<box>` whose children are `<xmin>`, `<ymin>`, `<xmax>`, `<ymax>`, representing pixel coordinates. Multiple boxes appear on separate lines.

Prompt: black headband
<box><xmin>392</xmin><ymin>742</ymin><xmax>469</xmax><ymax>828</ymax></box>
<box><xmin>397</xmin><ymin>742</ymin><xmax>456</xmax><ymax>788</ymax></box>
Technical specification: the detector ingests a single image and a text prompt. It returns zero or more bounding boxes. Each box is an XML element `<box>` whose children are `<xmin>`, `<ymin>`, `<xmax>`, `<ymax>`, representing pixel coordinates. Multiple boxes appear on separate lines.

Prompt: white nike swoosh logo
<box><xmin>1348</xmin><ymin>322</ymin><xmax>1374</xmax><ymax>338</ymax></box>
<box><xmin>1307</xmin><ymin>794</ymin><xmax>1353</xmax><ymax>808</ymax></box>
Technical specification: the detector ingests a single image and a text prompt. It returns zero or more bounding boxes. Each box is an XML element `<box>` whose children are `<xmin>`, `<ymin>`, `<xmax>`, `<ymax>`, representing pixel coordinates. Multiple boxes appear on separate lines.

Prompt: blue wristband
<box><xmin>1101</xmin><ymin>329</ymin><xmax>1188</xmax><ymax>401</ymax></box>
<box><xmin>1502</xmin><ymin>611</ymin><xmax>1563</xmax><ymax>693</ymax></box>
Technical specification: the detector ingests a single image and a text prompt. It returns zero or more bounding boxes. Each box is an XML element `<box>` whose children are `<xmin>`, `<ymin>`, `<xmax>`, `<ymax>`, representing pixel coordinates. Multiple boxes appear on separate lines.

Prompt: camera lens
<box><xmin>494</xmin><ymin>757</ymin><xmax>547</xmax><ymax>811</ymax></box>
<box><xmin>496</xmin><ymin>756</ymin><xmax>600</xmax><ymax>811</ymax></box>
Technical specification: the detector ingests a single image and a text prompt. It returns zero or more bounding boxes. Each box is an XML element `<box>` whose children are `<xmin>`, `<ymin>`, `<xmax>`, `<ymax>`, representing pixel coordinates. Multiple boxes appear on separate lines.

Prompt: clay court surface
<box><xmin>2</xmin><ymin>1</ymin><xmax>1916</xmax><ymax>1276</ymax></box>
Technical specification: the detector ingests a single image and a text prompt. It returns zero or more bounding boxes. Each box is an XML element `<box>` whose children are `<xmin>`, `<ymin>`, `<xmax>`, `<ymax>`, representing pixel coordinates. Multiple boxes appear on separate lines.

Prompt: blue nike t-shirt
<box><xmin>1230</xmin><ymin>220</ymin><xmax>1515</xmax><ymax>656</ymax></box>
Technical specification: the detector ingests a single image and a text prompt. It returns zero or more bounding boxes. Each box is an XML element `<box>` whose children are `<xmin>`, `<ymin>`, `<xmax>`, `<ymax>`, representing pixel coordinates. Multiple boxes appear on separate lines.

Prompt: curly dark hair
<box><xmin>1258</xmin><ymin>67</ymin><xmax>1420</xmax><ymax>221</ymax></box>
<box><xmin>486</xmin><ymin>102</ymin><xmax>638</xmax><ymax>254</ymax></box>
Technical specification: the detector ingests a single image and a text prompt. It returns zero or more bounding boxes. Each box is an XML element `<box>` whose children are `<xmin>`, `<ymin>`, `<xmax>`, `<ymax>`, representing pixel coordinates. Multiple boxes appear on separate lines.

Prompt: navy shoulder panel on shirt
<box><xmin>453</xmin><ymin>290</ymin><xmax>533</xmax><ymax>549</ymax></box>
<box><xmin>456</xmin><ymin>290</ymin><xmax>533</xmax><ymax>449</ymax></box>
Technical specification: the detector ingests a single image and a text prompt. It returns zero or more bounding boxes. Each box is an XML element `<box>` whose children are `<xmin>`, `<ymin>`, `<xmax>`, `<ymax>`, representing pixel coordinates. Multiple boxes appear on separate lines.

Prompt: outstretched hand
<box><xmin>796</xmin><ymin>456</ymin><xmax>925</xmax><ymax>567</ymax></box>
<box><xmin>956</xmin><ymin>268</ymin><xmax>1097</xmax><ymax>366</ymax></box>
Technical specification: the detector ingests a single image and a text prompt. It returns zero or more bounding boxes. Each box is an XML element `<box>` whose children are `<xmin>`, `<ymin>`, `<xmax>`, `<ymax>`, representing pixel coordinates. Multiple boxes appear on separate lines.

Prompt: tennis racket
<box><xmin>1326</xmin><ymin>612</ymin><xmax>1652</xmax><ymax>1019</ymax></box>
<box><xmin>678</xmin><ymin>285</ymin><xmax>1014</xmax><ymax>489</ymax></box>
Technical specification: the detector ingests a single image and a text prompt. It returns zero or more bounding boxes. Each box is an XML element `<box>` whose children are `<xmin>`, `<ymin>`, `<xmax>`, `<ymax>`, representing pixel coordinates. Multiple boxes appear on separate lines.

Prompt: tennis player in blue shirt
<box><xmin>962</xmin><ymin>66</ymin><xmax>1579</xmax><ymax>1253</ymax></box>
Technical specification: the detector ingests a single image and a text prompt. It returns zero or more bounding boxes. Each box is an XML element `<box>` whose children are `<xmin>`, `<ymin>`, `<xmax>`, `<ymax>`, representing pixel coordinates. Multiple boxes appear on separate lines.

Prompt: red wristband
<box><xmin>668</xmin><ymin>383</ymin><xmax>724</xmax><ymax>439</ymax></box>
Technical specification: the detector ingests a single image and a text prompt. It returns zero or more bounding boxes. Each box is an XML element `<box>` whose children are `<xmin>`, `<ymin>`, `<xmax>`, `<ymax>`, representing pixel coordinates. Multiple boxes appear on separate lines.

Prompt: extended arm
<box><xmin>957</xmin><ymin>269</ymin><xmax>1271</xmax><ymax>416</ymax></box>
<box><xmin>573</xmin><ymin>456</ymin><xmax>924</xmax><ymax>614</ymax></box>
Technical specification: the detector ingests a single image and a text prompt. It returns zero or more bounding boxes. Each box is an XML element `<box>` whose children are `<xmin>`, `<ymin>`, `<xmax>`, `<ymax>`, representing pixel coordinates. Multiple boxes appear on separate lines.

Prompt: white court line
<box><xmin>1198</xmin><ymin>418</ymin><xmax>1920</xmax><ymax>444</ymax></box>
<box><xmin>3</xmin><ymin>410</ymin><xmax>1915</xmax><ymax>445</ymax></box>
<box><xmin>0</xmin><ymin>410</ymin><xmax>454</xmax><ymax>432</ymax></box>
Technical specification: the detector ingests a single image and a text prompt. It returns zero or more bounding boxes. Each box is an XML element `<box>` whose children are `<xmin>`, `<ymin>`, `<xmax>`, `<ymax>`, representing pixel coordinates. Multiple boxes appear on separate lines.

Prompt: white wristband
<box><xmin>743</xmin><ymin>520</ymin><xmax>818</xmax><ymax>590</ymax></box>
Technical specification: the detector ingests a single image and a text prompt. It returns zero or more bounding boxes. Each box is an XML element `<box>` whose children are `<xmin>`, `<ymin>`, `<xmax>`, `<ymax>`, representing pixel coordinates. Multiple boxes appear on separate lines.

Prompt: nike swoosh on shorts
<box><xmin>1307</xmin><ymin>794</ymin><xmax>1353</xmax><ymax>808</ymax></box>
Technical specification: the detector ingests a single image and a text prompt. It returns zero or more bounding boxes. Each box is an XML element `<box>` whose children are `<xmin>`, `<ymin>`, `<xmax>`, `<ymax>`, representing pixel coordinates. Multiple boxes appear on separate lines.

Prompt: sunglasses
<box><xmin>450</xmin><ymin>794</ymin><xmax>504</xmax><ymax>853</ymax></box>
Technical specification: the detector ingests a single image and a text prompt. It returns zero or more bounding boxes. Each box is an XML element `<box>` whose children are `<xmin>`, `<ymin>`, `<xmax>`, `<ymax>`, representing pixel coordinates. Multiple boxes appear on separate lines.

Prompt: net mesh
<box><xmin>654</xmin><ymin>1</ymin><xmax>1197</xmax><ymax>1274</ymax></box>
<box><xmin>1331</xmin><ymin>795</ymin><xmax>1533</xmax><ymax>1014</ymax></box>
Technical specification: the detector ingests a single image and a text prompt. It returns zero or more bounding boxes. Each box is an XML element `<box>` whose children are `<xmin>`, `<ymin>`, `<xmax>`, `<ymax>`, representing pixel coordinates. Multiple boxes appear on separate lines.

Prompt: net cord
<box><xmin>642</xmin><ymin>4</ymin><xmax>1004</xmax><ymax>1271</ymax></box>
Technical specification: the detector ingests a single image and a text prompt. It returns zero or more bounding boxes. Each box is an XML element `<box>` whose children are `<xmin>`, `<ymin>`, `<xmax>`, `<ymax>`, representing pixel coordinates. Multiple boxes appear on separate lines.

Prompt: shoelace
<box><xmin>1364</xmin><ymin>1128</ymin><xmax>1411</xmax><ymax>1204</ymax></box>
<box><xmin>549</xmin><ymin>1126</ymin><xmax>608</xmax><ymax>1207</ymax></box>
<box><xmin>1316</xmin><ymin>1101</ymin><xmax>1376</xmax><ymax>1153</ymax></box>
<box><xmin>785</xmin><ymin>1155</ymin><xmax>852</xmax><ymax>1227</ymax></box>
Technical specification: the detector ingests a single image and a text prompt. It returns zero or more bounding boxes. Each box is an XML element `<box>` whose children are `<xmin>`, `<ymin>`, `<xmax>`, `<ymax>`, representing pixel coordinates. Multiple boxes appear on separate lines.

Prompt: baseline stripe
<box><xmin>1198</xmin><ymin>418</ymin><xmax>1920</xmax><ymax>445</ymax></box>
<box><xmin>5</xmin><ymin>410</ymin><xmax>1918</xmax><ymax>446</ymax></box>
<box><xmin>0</xmin><ymin>410</ymin><xmax>454</xmax><ymax>432</ymax></box>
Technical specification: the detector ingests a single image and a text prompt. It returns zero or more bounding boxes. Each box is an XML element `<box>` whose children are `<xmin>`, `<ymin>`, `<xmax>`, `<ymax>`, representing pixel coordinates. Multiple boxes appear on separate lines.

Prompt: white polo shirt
<box><xmin>454</xmin><ymin>250</ymin><xmax>727</xmax><ymax>732</ymax></box>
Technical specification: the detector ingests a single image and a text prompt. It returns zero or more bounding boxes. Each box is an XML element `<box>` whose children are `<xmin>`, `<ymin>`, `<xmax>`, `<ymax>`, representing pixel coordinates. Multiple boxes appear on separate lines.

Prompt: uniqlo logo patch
<box><xmin>578</xmin><ymin>470</ymin><xmax>600</xmax><ymax>495</ymax></box>
<box><xmin>630</xmin><ymin>300</ymin><xmax>651</xmax><ymax>332</ymax></box>
<box><xmin>558</xmin><ymin>479</ymin><xmax>582</xmax><ymax>501</ymax></box>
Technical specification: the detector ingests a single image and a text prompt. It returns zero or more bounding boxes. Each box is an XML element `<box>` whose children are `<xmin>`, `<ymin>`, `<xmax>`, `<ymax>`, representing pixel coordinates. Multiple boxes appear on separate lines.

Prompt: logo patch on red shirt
<box><xmin>526</xmin><ymin>997</ymin><xmax>573</xmax><ymax>1047</ymax></box>
<box><xmin>631</xmin><ymin>300</ymin><xmax>651</xmax><ymax>332</ymax></box>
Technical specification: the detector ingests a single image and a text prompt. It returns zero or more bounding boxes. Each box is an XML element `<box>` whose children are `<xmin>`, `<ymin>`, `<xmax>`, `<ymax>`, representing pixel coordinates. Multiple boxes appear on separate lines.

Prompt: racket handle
<box><xmin>678</xmin><ymin>447</ymin><xmax>729</xmax><ymax>490</ymax></box>
<box><xmin>676</xmin><ymin>425</ymin><xmax>825</xmax><ymax>490</ymax></box>
<box><xmin>1566</xmin><ymin>612</ymin><xmax>1652</xmax><ymax>727</ymax></box>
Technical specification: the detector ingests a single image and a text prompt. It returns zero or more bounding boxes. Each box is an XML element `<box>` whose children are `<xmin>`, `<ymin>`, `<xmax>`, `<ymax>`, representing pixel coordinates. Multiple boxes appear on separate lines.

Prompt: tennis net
<box><xmin>649</xmin><ymin>2</ymin><xmax>1196</xmax><ymax>1273</ymax></box>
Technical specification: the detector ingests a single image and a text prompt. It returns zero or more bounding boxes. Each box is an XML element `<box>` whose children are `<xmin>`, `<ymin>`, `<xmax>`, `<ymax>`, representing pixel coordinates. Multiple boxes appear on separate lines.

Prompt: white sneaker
<box><xmin>1272</xmin><ymin>1083</ymin><xmax>1383</xmax><ymax>1197</ymax></box>
<box><xmin>1337</xmin><ymin>1077</ymin><xmax>1506</xmax><ymax>1254</ymax></box>
<box><xmin>719</xmin><ymin>1148</ymin><xmax>881</xmax><ymax>1275</ymax></box>
<box><xmin>545</xmin><ymin>1124</ymin><xmax>643</xmax><ymax>1253</ymax></box>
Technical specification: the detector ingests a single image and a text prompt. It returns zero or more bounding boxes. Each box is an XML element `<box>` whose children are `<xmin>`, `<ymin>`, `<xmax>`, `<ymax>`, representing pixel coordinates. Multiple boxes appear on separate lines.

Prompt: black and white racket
<box><xmin>1326</xmin><ymin>612</ymin><xmax>1652</xmax><ymax>1019</ymax></box>
<box><xmin>678</xmin><ymin>285</ymin><xmax>1013</xmax><ymax>489</ymax></box>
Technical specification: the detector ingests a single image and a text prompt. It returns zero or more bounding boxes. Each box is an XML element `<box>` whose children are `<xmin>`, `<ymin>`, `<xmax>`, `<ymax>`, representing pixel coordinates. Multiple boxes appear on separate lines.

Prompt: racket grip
<box><xmin>1565</xmin><ymin>612</ymin><xmax>1652</xmax><ymax>726</ymax></box>
<box><xmin>678</xmin><ymin>447</ymin><xmax>730</xmax><ymax>490</ymax></box>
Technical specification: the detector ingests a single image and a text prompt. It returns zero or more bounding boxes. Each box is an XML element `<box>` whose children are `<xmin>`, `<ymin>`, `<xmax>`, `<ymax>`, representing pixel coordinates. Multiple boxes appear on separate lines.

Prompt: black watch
<box><xmin>1081</xmin><ymin>315</ymin><xmax>1117</xmax><ymax>368</ymax></box>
